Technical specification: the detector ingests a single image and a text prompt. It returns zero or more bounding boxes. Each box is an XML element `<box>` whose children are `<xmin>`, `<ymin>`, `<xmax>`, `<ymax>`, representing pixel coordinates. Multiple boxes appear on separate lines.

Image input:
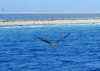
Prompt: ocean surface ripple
<box><xmin>0</xmin><ymin>24</ymin><xmax>100</xmax><ymax>71</ymax></box>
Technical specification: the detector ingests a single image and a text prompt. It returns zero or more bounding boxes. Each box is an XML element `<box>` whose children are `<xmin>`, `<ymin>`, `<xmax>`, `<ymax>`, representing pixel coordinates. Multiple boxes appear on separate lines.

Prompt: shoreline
<box><xmin>0</xmin><ymin>18</ymin><xmax>100</xmax><ymax>25</ymax></box>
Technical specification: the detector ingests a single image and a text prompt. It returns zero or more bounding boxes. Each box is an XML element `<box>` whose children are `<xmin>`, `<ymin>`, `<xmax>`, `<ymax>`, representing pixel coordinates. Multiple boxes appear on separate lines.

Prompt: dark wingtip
<box><xmin>68</xmin><ymin>33</ymin><xmax>71</xmax><ymax>35</ymax></box>
<box><xmin>68</xmin><ymin>33</ymin><xmax>71</xmax><ymax>36</ymax></box>
<box><xmin>66</xmin><ymin>33</ymin><xmax>70</xmax><ymax>36</ymax></box>
<box><xmin>34</xmin><ymin>35</ymin><xmax>40</xmax><ymax>39</ymax></box>
<box><xmin>64</xmin><ymin>33</ymin><xmax>70</xmax><ymax>38</ymax></box>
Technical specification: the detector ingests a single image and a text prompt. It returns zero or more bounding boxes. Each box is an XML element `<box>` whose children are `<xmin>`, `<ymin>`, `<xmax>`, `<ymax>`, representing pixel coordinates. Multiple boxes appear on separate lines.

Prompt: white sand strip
<box><xmin>0</xmin><ymin>18</ymin><xmax>100</xmax><ymax>25</ymax></box>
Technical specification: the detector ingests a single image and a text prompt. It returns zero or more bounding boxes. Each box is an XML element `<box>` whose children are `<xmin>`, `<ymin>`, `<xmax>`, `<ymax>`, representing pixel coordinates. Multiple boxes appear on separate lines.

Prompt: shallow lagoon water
<box><xmin>0</xmin><ymin>24</ymin><xmax>100</xmax><ymax>71</ymax></box>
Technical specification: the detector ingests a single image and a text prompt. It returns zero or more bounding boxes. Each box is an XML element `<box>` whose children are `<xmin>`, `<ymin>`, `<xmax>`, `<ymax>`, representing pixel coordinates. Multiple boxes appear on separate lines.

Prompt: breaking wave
<box><xmin>0</xmin><ymin>23</ymin><xmax>100</xmax><ymax>29</ymax></box>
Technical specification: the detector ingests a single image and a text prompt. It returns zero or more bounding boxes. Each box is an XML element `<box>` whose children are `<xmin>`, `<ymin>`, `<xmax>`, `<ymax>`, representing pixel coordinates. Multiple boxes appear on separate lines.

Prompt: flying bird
<box><xmin>35</xmin><ymin>33</ymin><xmax>70</xmax><ymax>46</ymax></box>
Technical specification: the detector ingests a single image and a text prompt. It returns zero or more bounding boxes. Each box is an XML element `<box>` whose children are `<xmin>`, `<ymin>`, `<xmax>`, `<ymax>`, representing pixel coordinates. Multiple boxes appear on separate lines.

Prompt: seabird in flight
<box><xmin>35</xmin><ymin>33</ymin><xmax>70</xmax><ymax>46</ymax></box>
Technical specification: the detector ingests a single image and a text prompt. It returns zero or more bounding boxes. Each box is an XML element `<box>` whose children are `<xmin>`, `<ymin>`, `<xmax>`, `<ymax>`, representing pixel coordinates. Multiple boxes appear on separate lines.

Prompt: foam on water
<box><xmin>0</xmin><ymin>23</ymin><xmax>100</xmax><ymax>29</ymax></box>
<box><xmin>0</xmin><ymin>24</ymin><xmax>64</xmax><ymax>29</ymax></box>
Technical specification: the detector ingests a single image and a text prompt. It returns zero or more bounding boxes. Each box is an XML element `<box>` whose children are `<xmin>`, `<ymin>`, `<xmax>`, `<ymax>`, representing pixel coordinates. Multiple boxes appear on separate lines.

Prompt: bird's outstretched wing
<box><xmin>56</xmin><ymin>33</ymin><xmax>70</xmax><ymax>43</ymax></box>
<box><xmin>35</xmin><ymin>36</ymin><xmax>52</xmax><ymax>44</ymax></box>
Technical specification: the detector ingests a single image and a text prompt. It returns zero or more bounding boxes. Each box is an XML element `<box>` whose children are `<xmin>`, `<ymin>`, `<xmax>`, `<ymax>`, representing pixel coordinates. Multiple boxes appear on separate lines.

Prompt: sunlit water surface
<box><xmin>0</xmin><ymin>24</ymin><xmax>100</xmax><ymax>71</ymax></box>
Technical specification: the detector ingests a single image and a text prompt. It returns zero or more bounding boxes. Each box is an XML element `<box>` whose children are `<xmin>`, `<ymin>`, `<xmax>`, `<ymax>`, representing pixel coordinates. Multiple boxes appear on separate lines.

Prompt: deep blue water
<box><xmin>1</xmin><ymin>13</ymin><xmax>100</xmax><ymax>20</ymax></box>
<box><xmin>0</xmin><ymin>24</ymin><xmax>100</xmax><ymax>71</ymax></box>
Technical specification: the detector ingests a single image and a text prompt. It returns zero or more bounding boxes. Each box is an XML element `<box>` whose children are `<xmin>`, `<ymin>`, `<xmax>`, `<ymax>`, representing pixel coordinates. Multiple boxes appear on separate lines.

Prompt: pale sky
<box><xmin>0</xmin><ymin>0</ymin><xmax>100</xmax><ymax>12</ymax></box>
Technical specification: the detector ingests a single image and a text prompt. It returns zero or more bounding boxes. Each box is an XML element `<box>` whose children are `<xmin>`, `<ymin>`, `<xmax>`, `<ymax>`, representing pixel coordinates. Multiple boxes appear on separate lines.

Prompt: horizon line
<box><xmin>1</xmin><ymin>12</ymin><xmax>100</xmax><ymax>14</ymax></box>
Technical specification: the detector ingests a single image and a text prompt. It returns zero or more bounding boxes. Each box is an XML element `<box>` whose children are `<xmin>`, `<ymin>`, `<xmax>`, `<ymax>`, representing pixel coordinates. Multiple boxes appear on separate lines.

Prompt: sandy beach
<box><xmin>0</xmin><ymin>17</ymin><xmax>100</xmax><ymax>25</ymax></box>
